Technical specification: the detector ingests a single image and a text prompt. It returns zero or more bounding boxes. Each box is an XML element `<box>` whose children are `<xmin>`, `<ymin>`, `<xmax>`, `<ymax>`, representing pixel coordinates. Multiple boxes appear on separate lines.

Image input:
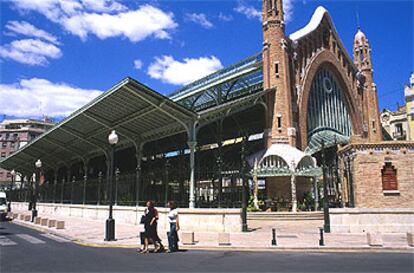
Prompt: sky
<box><xmin>0</xmin><ymin>0</ymin><xmax>413</xmax><ymax>121</ymax></box>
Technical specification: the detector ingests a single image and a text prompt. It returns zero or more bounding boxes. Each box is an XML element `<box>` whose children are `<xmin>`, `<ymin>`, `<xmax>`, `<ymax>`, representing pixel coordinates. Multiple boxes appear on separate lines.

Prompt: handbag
<box><xmin>140</xmin><ymin>215</ymin><xmax>146</xmax><ymax>224</ymax></box>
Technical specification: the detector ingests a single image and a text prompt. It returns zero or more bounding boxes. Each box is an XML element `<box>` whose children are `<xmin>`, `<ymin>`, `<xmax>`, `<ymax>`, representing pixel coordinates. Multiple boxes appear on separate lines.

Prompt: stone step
<box><xmin>247</xmin><ymin>212</ymin><xmax>324</xmax><ymax>221</ymax></box>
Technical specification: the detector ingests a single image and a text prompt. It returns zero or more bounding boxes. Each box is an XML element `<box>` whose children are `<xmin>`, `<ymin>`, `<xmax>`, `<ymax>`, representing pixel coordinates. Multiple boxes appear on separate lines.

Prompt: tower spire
<box><xmin>262</xmin><ymin>0</ymin><xmax>296</xmax><ymax>147</ymax></box>
<box><xmin>356</xmin><ymin>3</ymin><xmax>360</xmax><ymax>30</ymax></box>
<box><xmin>353</xmin><ymin>28</ymin><xmax>383</xmax><ymax>142</ymax></box>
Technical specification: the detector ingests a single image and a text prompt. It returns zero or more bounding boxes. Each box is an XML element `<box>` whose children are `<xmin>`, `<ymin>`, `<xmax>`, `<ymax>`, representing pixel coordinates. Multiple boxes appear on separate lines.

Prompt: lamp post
<box><xmin>241</xmin><ymin>136</ymin><xmax>248</xmax><ymax>232</ymax></box>
<box><xmin>346</xmin><ymin>155</ymin><xmax>355</xmax><ymax>208</ymax></box>
<box><xmin>9</xmin><ymin>169</ymin><xmax>15</xmax><ymax>210</ymax></box>
<box><xmin>32</xmin><ymin>159</ymin><xmax>42</xmax><ymax>222</ymax></box>
<box><xmin>321</xmin><ymin>141</ymin><xmax>330</xmax><ymax>233</ymax></box>
<box><xmin>105</xmin><ymin>130</ymin><xmax>118</xmax><ymax>241</ymax></box>
<box><xmin>164</xmin><ymin>159</ymin><xmax>170</xmax><ymax>207</ymax></box>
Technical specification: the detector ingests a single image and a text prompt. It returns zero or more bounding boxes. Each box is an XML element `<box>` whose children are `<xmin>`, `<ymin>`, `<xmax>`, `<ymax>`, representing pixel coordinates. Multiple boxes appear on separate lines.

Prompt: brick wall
<box><xmin>340</xmin><ymin>142</ymin><xmax>414</xmax><ymax>208</ymax></box>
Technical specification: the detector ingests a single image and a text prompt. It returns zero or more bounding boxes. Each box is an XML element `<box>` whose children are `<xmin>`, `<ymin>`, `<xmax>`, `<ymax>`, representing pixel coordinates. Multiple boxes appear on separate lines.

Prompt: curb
<box><xmin>10</xmin><ymin>220</ymin><xmax>414</xmax><ymax>254</ymax></box>
<box><xmin>179</xmin><ymin>245</ymin><xmax>414</xmax><ymax>254</ymax></box>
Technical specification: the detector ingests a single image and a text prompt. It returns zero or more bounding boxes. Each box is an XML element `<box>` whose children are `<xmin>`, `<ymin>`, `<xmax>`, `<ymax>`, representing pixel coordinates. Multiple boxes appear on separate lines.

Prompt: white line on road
<box><xmin>40</xmin><ymin>233</ymin><xmax>71</xmax><ymax>243</ymax></box>
<box><xmin>0</xmin><ymin>236</ymin><xmax>17</xmax><ymax>246</ymax></box>
<box><xmin>16</xmin><ymin>234</ymin><xmax>45</xmax><ymax>244</ymax></box>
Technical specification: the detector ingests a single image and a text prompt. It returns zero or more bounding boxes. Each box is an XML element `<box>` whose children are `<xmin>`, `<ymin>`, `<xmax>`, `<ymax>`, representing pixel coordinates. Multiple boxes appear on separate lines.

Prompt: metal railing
<box><xmin>5</xmin><ymin>169</ymin><xmax>247</xmax><ymax>209</ymax></box>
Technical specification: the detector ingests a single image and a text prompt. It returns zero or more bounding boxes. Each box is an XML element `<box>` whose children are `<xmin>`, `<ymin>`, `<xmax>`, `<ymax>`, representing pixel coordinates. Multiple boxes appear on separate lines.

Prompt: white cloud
<box><xmin>0</xmin><ymin>39</ymin><xmax>62</xmax><ymax>66</ymax></box>
<box><xmin>283</xmin><ymin>0</ymin><xmax>295</xmax><ymax>23</ymax></box>
<box><xmin>81</xmin><ymin>0</ymin><xmax>127</xmax><ymax>13</ymax></box>
<box><xmin>185</xmin><ymin>13</ymin><xmax>213</xmax><ymax>29</ymax></box>
<box><xmin>62</xmin><ymin>6</ymin><xmax>177</xmax><ymax>42</ymax></box>
<box><xmin>133</xmin><ymin>59</ymin><xmax>143</xmax><ymax>70</ymax></box>
<box><xmin>10</xmin><ymin>1</ymin><xmax>178</xmax><ymax>43</ymax></box>
<box><xmin>234</xmin><ymin>1</ymin><xmax>295</xmax><ymax>23</ymax></box>
<box><xmin>147</xmin><ymin>55</ymin><xmax>223</xmax><ymax>85</ymax></box>
<box><xmin>4</xmin><ymin>21</ymin><xmax>60</xmax><ymax>45</ymax></box>
<box><xmin>234</xmin><ymin>3</ymin><xmax>261</xmax><ymax>21</ymax></box>
<box><xmin>218</xmin><ymin>13</ymin><xmax>233</xmax><ymax>22</ymax></box>
<box><xmin>0</xmin><ymin>78</ymin><xmax>102</xmax><ymax>118</ymax></box>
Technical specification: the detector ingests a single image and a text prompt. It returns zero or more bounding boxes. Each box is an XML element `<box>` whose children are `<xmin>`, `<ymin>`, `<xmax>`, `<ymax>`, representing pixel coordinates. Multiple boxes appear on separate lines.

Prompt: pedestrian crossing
<box><xmin>40</xmin><ymin>233</ymin><xmax>71</xmax><ymax>243</ymax></box>
<box><xmin>0</xmin><ymin>233</ymin><xmax>70</xmax><ymax>246</ymax></box>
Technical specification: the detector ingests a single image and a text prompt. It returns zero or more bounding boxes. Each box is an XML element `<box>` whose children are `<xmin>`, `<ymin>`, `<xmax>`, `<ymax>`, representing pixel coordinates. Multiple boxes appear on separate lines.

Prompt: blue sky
<box><xmin>0</xmin><ymin>0</ymin><xmax>413</xmax><ymax>121</ymax></box>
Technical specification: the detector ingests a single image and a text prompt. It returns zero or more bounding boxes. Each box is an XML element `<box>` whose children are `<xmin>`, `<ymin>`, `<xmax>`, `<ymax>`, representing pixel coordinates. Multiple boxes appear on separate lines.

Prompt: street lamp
<box><xmin>105</xmin><ymin>130</ymin><xmax>118</xmax><ymax>241</ymax></box>
<box><xmin>346</xmin><ymin>155</ymin><xmax>355</xmax><ymax>208</ymax></box>
<box><xmin>32</xmin><ymin>159</ymin><xmax>42</xmax><ymax>222</ymax></box>
<box><xmin>241</xmin><ymin>136</ymin><xmax>248</xmax><ymax>232</ymax></box>
<box><xmin>9</xmin><ymin>169</ymin><xmax>15</xmax><ymax>211</ymax></box>
<box><xmin>321</xmin><ymin>141</ymin><xmax>330</xmax><ymax>233</ymax></box>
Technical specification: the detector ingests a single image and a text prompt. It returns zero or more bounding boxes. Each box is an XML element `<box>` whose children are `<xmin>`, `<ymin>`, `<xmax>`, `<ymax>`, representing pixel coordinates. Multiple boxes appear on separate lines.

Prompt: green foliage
<box><xmin>247</xmin><ymin>195</ymin><xmax>263</xmax><ymax>212</ymax></box>
<box><xmin>298</xmin><ymin>191</ymin><xmax>315</xmax><ymax>211</ymax></box>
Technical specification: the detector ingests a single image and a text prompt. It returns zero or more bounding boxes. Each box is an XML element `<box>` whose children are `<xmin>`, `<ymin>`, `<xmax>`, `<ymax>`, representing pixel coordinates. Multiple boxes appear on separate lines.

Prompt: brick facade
<box><xmin>339</xmin><ymin>142</ymin><xmax>414</xmax><ymax>208</ymax></box>
<box><xmin>262</xmin><ymin>0</ymin><xmax>383</xmax><ymax>151</ymax></box>
<box><xmin>261</xmin><ymin>0</ymin><xmax>386</xmax><ymax>207</ymax></box>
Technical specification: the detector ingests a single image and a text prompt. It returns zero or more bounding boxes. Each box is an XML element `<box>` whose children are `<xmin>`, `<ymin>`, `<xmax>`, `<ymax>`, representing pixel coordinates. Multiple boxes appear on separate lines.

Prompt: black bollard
<box><xmin>319</xmin><ymin>228</ymin><xmax>324</xmax><ymax>246</ymax></box>
<box><xmin>271</xmin><ymin>228</ymin><xmax>277</xmax><ymax>246</ymax></box>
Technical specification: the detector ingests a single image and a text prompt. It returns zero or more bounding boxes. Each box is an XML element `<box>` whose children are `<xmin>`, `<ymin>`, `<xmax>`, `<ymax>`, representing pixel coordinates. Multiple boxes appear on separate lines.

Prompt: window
<box><xmin>1</xmin><ymin>152</ymin><xmax>6</xmax><ymax>158</ymax></box>
<box><xmin>395</xmin><ymin>123</ymin><xmax>402</xmax><ymax>133</ymax></box>
<box><xmin>381</xmin><ymin>162</ymin><xmax>398</xmax><ymax>191</ymax></box>
<box><xmin>1</xmin><ymin>142</ymin><xmax>7</xmax><ymax>148</ymax></box>
<box><xmin>275</xmin><ymin>62</ymin><xmax>279</xmax><ymax>78</ymax></box>
<box><xmin>10</xmin><ymin>142</ymin><xmax>15</xmax><ymax>148</ymax></box>
<box><xmin>267</xmin><ymin>0</ymin><xmax>273</xmax><ymax>13</ymax></box>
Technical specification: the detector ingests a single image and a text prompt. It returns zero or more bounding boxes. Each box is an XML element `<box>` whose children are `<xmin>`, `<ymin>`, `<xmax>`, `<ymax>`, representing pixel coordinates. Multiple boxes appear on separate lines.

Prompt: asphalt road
<box><xmin>1</xmin><ymin>221</ymin><xmax>413</xmax><ymax>273</ymax></box>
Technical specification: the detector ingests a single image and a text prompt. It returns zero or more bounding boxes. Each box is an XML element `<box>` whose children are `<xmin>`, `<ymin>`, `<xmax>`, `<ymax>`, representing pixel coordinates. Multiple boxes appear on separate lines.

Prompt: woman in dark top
<box><xmin>141</xmin><ymin>201</ymin><xmax>163</xmax><ymax>253</ymax></box>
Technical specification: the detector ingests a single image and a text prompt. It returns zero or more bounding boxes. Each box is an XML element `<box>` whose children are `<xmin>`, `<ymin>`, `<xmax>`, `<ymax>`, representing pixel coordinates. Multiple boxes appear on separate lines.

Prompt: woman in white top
<box><xmin>167</xmin><ymin>201</ymin><xmax>180</xmax><ymax>252</ymax></box>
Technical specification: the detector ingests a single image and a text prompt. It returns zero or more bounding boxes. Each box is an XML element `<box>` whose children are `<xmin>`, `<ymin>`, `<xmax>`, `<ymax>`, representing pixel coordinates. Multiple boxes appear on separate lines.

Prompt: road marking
<box><xmin>40</xmin><ymin>233</ymin><xmax>70</xmax><ymax>243</ymax></box>
<box><xmin>16</xmin><ymin>234</ymin><xmax>45</xmax><ymax>244</ymax></box>
<box><xmin>0</xmin><ymin>236</ymin><xmax>17</xmax><ymax>246</ymax></box>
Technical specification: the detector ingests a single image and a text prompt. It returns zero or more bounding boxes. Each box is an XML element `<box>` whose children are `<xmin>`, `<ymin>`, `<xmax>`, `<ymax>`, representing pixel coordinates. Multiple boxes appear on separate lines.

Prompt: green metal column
<box><xmin>164</xmin><ymin>159</ymin><xmax>170</xmax><ymax>207</ymax></box>
<box><xmin>216</xmin><ymin>119</ymin><xmax>223</xmax><ymax>208</ymax></box>
<box><xmin>83</xmin><ymin>162</ymin><xmax>88</xmax><ymax>205</ymax></box>
<box><xmin>53</xmin><ymin>169</ymin><xmax>58</xmax><ymax>203</ymax></box>
<box><xmin>321</xmin><ymin>140</ymin><xmax>331</xmax><ymax>233</ymax></box>
<box><xmin>97</xmin><ymin>171</ymin><xmax>103</xmax><ymax>205</ymax></box>
<box><xmin>135</xmin><ymin>145</ymin><xmax>143</xmax><ymax>207</ymax></box>
<box><xmin>241</xmin><ymin>136</ymin><xmax>248</xmax><ymax>232</ymax></box>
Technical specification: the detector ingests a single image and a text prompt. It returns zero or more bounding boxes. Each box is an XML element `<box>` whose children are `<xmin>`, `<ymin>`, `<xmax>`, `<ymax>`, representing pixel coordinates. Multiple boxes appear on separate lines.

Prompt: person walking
<box><xmin>167</xmin><ymin>201</ymin><xmax>180</xmax><ymax>253</ymax></box>
<box><xmin>140</xmin><ymin>201</ymin><xmax>163</xmax><ymax>253</ymax></box>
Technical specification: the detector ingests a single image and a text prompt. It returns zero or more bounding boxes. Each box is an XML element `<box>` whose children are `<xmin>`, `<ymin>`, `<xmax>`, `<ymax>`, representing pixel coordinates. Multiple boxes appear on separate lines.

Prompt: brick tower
<box><xmin>262</xmin><ymin>0</ymin><xmax>296</xmax><ymax>148</ymax></box>
<box><xmin>353</xmin><ymin>28</ymin><xmax>383</xmax><ymax>142</ymax></box>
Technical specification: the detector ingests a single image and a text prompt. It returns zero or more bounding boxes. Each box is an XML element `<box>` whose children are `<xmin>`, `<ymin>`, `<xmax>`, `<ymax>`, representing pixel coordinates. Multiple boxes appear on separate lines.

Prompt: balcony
<box><xmin>392</xmin><ymin>130</ymin><xmax>407</xmax><ymax>140</ymax></box>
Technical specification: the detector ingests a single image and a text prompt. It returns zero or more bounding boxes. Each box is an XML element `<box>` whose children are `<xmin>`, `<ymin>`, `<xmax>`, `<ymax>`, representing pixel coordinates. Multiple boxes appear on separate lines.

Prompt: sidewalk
<box><xmin>10</xmin><ymin>209</ymin><xmax>414</xmax><ymax>253</ymax></box>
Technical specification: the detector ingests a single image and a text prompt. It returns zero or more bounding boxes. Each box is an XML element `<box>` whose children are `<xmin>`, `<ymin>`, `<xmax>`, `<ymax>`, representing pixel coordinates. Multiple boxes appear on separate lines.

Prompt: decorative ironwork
<box><xmin>306</xmin><ymin>67</ymin><xmax>352</xmax><ymax>154</ymax></box>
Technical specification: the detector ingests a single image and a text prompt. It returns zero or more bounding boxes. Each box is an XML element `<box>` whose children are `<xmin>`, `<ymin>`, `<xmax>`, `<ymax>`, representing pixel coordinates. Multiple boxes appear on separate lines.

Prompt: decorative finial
<box><xmin>356</xmin><ymin>2</ymin><xmax>360</xmax><ymax>30</ymax></box>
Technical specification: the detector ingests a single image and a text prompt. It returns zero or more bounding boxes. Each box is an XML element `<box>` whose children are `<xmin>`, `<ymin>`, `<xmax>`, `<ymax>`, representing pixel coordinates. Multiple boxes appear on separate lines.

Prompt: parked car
<box><xmin>0</xmin><ymin>192</ymin><xmax>8</xmax><ymax>221</ymax></box>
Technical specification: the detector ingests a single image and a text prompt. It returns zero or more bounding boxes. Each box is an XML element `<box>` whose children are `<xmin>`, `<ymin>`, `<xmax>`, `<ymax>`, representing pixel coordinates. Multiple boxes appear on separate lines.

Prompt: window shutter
<box><xmin>381</xmin><ymin>163</ymin><xmax>397</xmax><ymax>191</ymax></box>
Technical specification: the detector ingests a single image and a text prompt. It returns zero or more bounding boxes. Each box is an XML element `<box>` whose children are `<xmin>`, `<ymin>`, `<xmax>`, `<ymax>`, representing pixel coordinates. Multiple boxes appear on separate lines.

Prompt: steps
<box><xmin>247</xmin><ymin>212</ymin><xmax>324</xmax><ymax>221</ymax></box>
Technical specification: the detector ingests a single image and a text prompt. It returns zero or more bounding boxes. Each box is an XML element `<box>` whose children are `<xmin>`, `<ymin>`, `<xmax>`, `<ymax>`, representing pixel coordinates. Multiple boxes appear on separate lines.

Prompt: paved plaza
<box><xmin>8</xmin><ymin>209</ymin><xmax>413</xmax><ymax>252</ymax></box>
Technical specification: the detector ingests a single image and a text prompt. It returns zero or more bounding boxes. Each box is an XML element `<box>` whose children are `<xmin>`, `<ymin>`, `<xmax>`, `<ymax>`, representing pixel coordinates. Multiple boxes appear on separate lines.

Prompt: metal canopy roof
<box><xmin>0</xmin><ymin>77</ymin><xmax>197</xmax><ymax>174</ymax></box>
<box><xmin>305</xmin><ymin>130</ymin><xmax>349</xmax><ymax>155</ymax></box>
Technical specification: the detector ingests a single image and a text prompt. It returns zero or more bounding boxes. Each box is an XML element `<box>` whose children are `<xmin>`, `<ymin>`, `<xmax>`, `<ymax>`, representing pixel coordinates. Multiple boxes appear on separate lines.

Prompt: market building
<box><xmin>1</xmin><ymin>0</ymin><xmax>413</xmax><ymax>232</ymax></box>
